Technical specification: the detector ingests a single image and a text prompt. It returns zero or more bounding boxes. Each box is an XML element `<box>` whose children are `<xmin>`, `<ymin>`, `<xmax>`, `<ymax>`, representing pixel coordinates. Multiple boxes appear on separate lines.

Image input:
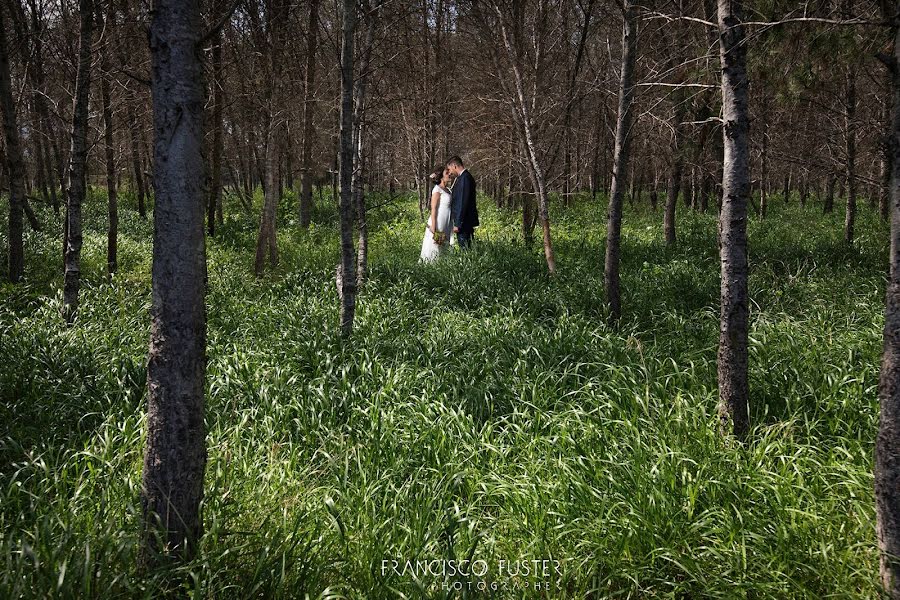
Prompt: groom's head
<box><xmin>446</xmin><ymin>156</ymin><xmax>465</xmax><ymax>178</ymax></box>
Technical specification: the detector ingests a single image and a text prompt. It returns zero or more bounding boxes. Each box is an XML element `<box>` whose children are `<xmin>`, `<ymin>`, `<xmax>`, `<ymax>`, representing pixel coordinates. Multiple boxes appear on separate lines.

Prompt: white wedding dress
<box><xmin>419</xmin><ymin>184</ymin><xmax>455</xmax><ymax>262</ymax></box>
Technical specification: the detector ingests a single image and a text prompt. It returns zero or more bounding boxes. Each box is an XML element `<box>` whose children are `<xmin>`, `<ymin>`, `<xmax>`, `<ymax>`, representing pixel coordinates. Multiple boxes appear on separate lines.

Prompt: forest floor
<box><xmin>0</xmin><ymin>187</ymin><xmax>890</xmax><ymax>598</ymax></box>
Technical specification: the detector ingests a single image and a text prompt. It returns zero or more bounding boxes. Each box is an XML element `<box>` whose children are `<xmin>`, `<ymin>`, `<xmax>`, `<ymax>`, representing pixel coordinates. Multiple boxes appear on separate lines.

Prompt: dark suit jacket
<box><xmin>451</xmin><ymin>170</ymin><xmax>479</xmax><ymax>234</ymax></box>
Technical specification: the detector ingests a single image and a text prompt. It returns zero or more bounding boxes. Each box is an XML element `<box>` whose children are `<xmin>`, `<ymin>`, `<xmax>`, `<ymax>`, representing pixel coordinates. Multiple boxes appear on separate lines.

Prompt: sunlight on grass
<box><xmin>0</xmin><ymin>188</ymin><xmax>888</xmax><ymax>597</ymax></box>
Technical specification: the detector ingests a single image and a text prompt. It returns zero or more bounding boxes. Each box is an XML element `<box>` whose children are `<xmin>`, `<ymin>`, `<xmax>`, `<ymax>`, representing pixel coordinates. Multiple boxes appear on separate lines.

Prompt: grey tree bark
<box><xmin>0</xmin><ymin>2</ymin><xmax>25</xmax><ymax>283</ymax></box>
<box><xmin>299</xmin><ymin>0</ymin><xmax>320</xmax><ymax>229</ymax></box>
<box><xmin>604</xmin><ymin>0</ymin><xmax>637</xmax><ymax>322</ymax></box>
<box><xmin>876</xmin><ymin>6</ymin><xmax>900</xmax><ymax>597</ymax></box>
<box><xmin>139</xmin><ymin>0</ymin><xmax>208</xmax><ymax>569</ymax></box>
<box><xmin>338</xmin><ymin>0</ymin><xmax>358</xmax><ymax>336</ymax></box>
<box><xmin>716</xmin><ymin>0</ymin><xmax>751</xmax><ymax>439</ymax></box>
<box><xmin>62</xmin><ymin>0</ymin><xmax>94</xmax><ymax>322</ymax></box>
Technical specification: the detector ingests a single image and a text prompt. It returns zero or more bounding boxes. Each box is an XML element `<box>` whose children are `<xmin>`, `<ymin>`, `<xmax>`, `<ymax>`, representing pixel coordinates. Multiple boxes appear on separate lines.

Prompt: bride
<box><xmin>419</xmin><ymin>165</ymin><xmax>455</xmax><ymax>262</ymax></box>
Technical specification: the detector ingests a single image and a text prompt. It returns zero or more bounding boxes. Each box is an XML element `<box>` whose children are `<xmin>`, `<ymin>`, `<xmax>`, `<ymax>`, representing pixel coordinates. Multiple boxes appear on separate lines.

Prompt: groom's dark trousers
<box><xmin>451</xmin><ymin>169</ymin><xmax>479</xmax><ymax>249</ymax></box>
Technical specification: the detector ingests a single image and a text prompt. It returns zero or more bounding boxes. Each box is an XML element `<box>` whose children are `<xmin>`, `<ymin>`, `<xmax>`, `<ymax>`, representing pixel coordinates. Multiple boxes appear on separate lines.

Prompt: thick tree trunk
<box><xmin>0</xmin><ymin>4</ymin><xmax>25</xmax><ymax>283</ymax></box>
<box><xmin>62</xmin><ymin>0</ymin><xmax>93</xmax><ymax>322</ymax></box>
<box><xmin>140</xmin><ymin>0</ymin><xmax>207</xmax><ymax>569</ymax></box>
<box><xmin>878</xmin><ymin>15</ymin><xmax>900</xmax><ymax>597</ymax></box>
<box><xmin>604</xmin><ymin>0</ymin><xmax>636</xmax><ymax>322</ymax></box>
<box><xmin>716</xmin><ymin>0</ymin><xmax>750</xmax><ymax>439</ymax></box>
<box><xmin>299</xmin><ymin>0</ymin><xmax>319</xmax><ymax>228</ymax></box>
<box><xmin>337</xmin><ymin>0</ymin><xmax>357</xmax><ymax>336</ymax></box>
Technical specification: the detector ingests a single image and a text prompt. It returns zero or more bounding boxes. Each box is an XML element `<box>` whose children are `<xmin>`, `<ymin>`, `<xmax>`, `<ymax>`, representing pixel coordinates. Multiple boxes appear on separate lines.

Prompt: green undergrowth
<box><xmin>0</xmin><ymin>187</ymin><xmax>890</xmax><ymax>598</ymax></box>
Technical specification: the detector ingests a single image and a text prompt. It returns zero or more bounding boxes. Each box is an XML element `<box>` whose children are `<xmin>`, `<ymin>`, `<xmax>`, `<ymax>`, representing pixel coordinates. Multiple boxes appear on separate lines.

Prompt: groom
<box><xmin>447</xmin><ymin>156</ymin><xmax>479</xmax><ymax>249</ymax></box>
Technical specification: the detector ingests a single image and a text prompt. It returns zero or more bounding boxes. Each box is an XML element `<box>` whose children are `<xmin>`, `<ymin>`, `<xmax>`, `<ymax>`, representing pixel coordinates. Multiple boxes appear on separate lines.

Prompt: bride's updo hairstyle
<box><xmin>429</xmin><ymin>165</ymin><xmax>446</xmax><ymax>187</ymax></box>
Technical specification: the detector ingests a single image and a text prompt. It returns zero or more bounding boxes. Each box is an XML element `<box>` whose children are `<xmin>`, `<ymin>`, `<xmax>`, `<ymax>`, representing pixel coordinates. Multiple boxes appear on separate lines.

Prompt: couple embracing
<box><xmin>419</xmin><ymin>156</ymin><xmax>479</xmax><ymax>263</ymax></box>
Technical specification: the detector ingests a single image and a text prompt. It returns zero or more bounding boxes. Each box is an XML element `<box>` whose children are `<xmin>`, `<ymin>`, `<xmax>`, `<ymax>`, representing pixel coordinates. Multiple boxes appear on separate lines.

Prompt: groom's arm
<box><xmin>452</xmin><ymin>176</ymin><xmax>469</xmax><ymax>228</ymax></box>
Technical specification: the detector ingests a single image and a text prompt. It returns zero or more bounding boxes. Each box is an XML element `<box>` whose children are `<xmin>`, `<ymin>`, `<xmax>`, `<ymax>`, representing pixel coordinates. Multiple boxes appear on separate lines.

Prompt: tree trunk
<box><xmin>207</xmin><ymin>25</ymin><xmax>223</xmax><ymax>237</ymax></box>
<box><xmin>97</xmin><ymin>2</ymin><xmax>117</xmax><ymax>275</ymax></box>
<box><xmin>824</xmin><ymin>172</ymin><xmax>836</xmax><ymax>214</ymax></box>
<box><xmin>62</xmin><ymin>0</ymin><xmax>93</xmax><ymax>323</ymax></box>
<box><xmin>140</xmin><ymin>0</ymin><xmax>207</xmax><ymax>570</ymax></box>
<box><xmin>716</xmin><ymin>0</ymin><xmax>750</xmax><ymax>439</ymax></box>
<box><xmin>126</xmin><ymin>102</ymin><xmax>146</xmax><ymax>217</ymax></box>
<box><xmin>760</xmin><ymin>113</ymin><xmax>768</xmax><ymax>219</ymax></box>
<box><xmin>0</xmin><ymin>3</ymin><xmax>25</xmax><ymax>283</ymax></box>
<box><xmin>664</xmin><ymin>74</ymin><xmax>688</xmax><ymax>246</ymax></box>
<box><xmin>496</xmin><ymin>6</ymin><xmax>556</xmax><ymax>274</ymax></box>
<box><xmin>664</xmin><ymin>159</ymin><xmax>681</xmax><ymax>246</ymax></box>
<box><xmin>884</xmin><ymin>65</ymin><xmax>893</xmax><ymax>223</ymax></box>
<box><xmin>337</xmin><ymin>0</ymin><xmax>357</xmax><ymax>336</ymax></box>
<box><xmin>844</xmin><ymin>65</ymin><xmax>857</xmax><ymax>245</ymax></box>
<box><xmin>299</xmin><ymin>0</ymin><xmax>319</xmax><ymax>228</ymax></box>
<box><xmin>604</xmin><ymin>0</ymin><xmax>636</xmax><ymax>322</ymax></box>
<box><xmin>254</xmin><ymin>0</ymin><xmax>288</xmax><ymax>276</ymax></box>
<box><xmin>877</xmin><ymin>14</ymin><xmax>900</xmax><ymax>596</ymax></box>
<box><xmin>26</xmin><ymin>0</ymin><xmax>61</xmax><ymax>214</ymax></box>
<box><xmin>352</xmin><ymin>4</ymin><xmax>379</xmax><ymax>289</ymax></box>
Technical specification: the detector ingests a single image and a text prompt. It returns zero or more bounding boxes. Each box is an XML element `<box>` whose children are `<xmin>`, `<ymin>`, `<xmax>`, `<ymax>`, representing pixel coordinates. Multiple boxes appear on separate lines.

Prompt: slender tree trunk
<box><xmin>845</xmin><ymin>64</ymin><xmax>857</xmax><ymax>245</ymax></box>
<box><xmin>716</xmin><ymin>0</ymin><xmax>750</xmax><ymax>439</ymax></box>
<box><xmin>877</xmin><ymin>13</ymin><xmax>900</xmax><ymax>596</ymax></box>
<box><xmin>760</xmin><ymin>112</ymin><xmax>768</xmax><ymax>219</ymax></box>
<box><xmin>337</xmin><ymin>0</ymin><xmax>357</xmax><ymax>336</ymax></box>
<box><xmin>300</xmin><ymin>0</ymin><xmax>320</xmax><ymax>228</ymax></box>
<box><xmin>352</xmin><ymin>4</ymin><xmax>379</xmax><ymax>289</ymax></box>
<box><xmin>664</xmin><ymin>65</ymin><xmax>688</xmax><ymax>246</ymax></box>
<box><xmin>355</xmin><ymin>132</ymin><xmax>368</xmax><ymax>287</ymax></box>
<box><xmin>0</xmin><ymin>3</ymin><xmax>25</xmax><ymax>283</ymax></box>
<box><xmin>62</xmin><ymin>0</ymin><xmax>93</xmax><ymax>323</ymax></box>
<box><xmin>604</xmin><ymin>0</ymin><xmax>636</xmax><ymax>322</ymax></box>
<box><xmin>496</xmin><ymin>7</ymin><xmax>556</xmax><ymax>274</ymax></box>
<box><xmin>124</xmin><ymin>101</ymin><xmax>146</xmax><ymax>217</ymax></box>
<box><xmin>254</xmin><ymin>0</ymin><xmax>287</xmax><ymax>275</ymax></box>
<box><xmin>98</xmin><ymin>3</ymin><xmax>117</xmax><ymax>275</ymax></box>
<box><xmin>664</xmin><ymin>159</ymin><xmax>682</xmax><ymax>245</ymax></box>
<box><xmin>824</xmin><ymin>172</ymin><xmax>836</xmax><ymax>214</ymax></box>
<box><xmin>139</xmin><ymin>0</ymin><xmax>207</xmax><ymax>570</ymax></box>
<box><xmin>207</xmin><ymin>26</ymin><xmax>223</xmax><ymax>237</ymax></box>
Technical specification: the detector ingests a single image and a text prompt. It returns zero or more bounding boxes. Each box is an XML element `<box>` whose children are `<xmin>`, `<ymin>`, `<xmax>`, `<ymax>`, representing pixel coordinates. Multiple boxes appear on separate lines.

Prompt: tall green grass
<box><xmin>0</xmin><ymin>188</ymin><xmax>889</xmax><ymax>597</ymax></box>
